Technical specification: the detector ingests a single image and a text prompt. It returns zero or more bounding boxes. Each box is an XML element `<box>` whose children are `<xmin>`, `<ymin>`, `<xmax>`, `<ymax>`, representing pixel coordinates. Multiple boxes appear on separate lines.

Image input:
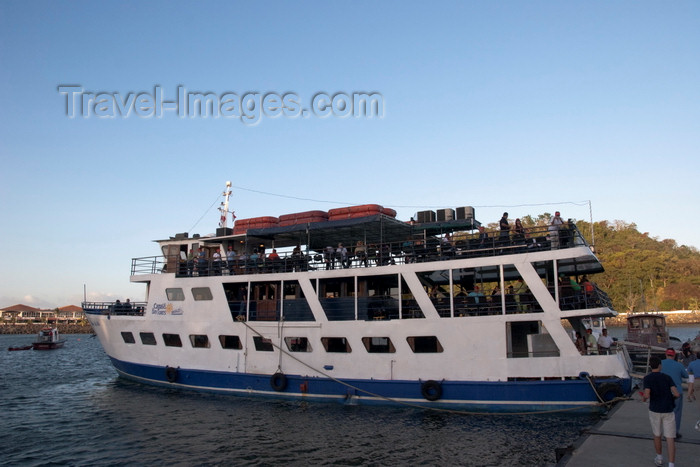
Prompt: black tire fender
<box><xmin>596</xmin><ymin>382</ymin><xmax>623</xmax><ymax>402</ymax></box>
<box><xmin>270</xmin><ymin>372</ymin><xmax>288</xmax><ymax>392</ymax></box>
<box><xmin>165</xmin><ymin>366</ymin><xmax>178</xmax><ymax>383</ymax></box>
<box><xmin>421</xmin><ymin>380</ymin><xmax>442</xmax><ymax>401</ymax></box>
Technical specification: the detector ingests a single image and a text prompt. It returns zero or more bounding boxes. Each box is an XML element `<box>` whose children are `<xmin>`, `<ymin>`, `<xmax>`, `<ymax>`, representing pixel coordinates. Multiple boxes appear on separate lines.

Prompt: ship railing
<box><xmin>82</xmin><ymin>301</ymin><xmax>146</xmax><ymax>316</ymax></box>
<box><xmin>130</xmin><ymin>223</ymin><xmax>590</xmax><ymax>276</ymax></box>
<box><xmin>559</xmin><ymin>283</ymin><xmax>613</xmax><ymax>311</ymax></box>
<box><xmin>615</xmin><ymin>340</ymin><xmax>670</xmax><ymax>375</ymax></box>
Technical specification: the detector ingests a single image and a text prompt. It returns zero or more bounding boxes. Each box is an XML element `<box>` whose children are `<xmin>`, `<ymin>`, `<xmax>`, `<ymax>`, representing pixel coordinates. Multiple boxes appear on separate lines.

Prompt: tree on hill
<box><xmin>477</xmin><ymin>213</ymin><xmax>699</xmax><ymax>312</ymax></box>
<box><xmin>573</xmin><ymin>219</ymin><xmax>700</xmax><ymax>312</ymax></box>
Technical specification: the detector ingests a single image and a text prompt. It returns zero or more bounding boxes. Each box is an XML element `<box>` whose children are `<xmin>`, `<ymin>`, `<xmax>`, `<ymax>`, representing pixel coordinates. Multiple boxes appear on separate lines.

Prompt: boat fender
<box><xmin>421</xmin><ymin>380</ymin><xmax>442</xmax><ymax>401</ymax></box>
<box><xmin>165</xmin><ymin>366</ymin><xmax>178</xmax><ymax>383</ymax></box>
<box><xmin>596</xmin><ymin>382</ymin><xmax>623</xmax><ymax>402</ymax></box>
<box><xmin>270</xmin><ymin>372</ymin><xmax>288</xmax><ymax>392</ymax></box>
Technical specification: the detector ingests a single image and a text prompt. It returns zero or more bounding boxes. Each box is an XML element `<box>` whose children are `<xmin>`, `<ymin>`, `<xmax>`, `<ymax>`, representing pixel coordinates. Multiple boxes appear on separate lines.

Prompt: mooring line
<box><xmin>236</xmin><ymin>316</ymin><xmax>620</xmax><ymax>416</ymax></box>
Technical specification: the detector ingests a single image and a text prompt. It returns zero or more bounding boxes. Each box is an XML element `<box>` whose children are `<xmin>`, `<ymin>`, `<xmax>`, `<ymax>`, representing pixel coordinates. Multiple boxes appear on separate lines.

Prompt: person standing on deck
<box><xmin>549</xmin><ymin>211</ymin><xmax>564</xmax><ymax>248</ymax></box>
<box><xmin>597</xmin><ymin>328</ymin><xmax>613</xmax><ymax>355</ymax></box>
<box><xmin>498</xmin><ymin>212</ymin><xmax>510</xmax><ymax>246</ymax></box>
<box><xmin>661</xmin><ymin>348</ymin><xmax>689</xmax><ymax>438</ymax></box>
<box><xmin>585</xmin><ymin>328</ymin><xmax>598</xmax><ymax>355</ymax></box>
<box><xmin>643</xmin><ymin>356</ymin><xmax>680</xmax><ymax>467</ymax></box>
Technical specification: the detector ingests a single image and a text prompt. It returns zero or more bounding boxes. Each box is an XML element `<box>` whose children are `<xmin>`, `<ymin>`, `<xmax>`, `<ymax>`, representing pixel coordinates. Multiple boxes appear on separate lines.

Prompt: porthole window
<box><xmin>321</xmin><ymin>337</ymin><xmax>352</xmax><ymax>353</ymax></box>
<box><xmin>362</xmin><ymin>336</ymin><xmax>395</xmax><ymax>353</ymax></box>
<box><xmin>166</xmin><ymin>288</ymin><xmax>185</xmax><ymax>301</ymax></box>
<box><xmin>192</xmin><ymin>287</ymin><xmax>213</xmax><ymax>301</ymax></box>
<box><xmin>218</xmin><ymin>335</ymin><xmax>242</xmax><ymax>349</ymax></box>
<box><xmin>163</xmin><ymin>333</ymin><xmax>183</xmax><ymax>347</ymax></box>
<box><xmin>189</xmin><ymin>334</ymin><xmax>210</xmax><ymax>348</ymax></box>
<box><xmin>121</xmin><ymin>331</ymin><xmax>135</xmax><ymax>344</ymax></box>
<box><xmin>253</xmin><ymin>336</ymin><xmax>274</xmax><ymax>351</ymax></box>
<box><xmin>406</xmin><ymin>336</ymin><xmax>443</xmax><ymax>353</ymax></box>
<box><xmin>284</xmin><ymin>337</ymin><xmax>312</xmax><ymax>352</ymax></box>
<box><xmin>140</xmin><ymin>332</ymin><xmax>157</xmax><ymax>345</ymax></box>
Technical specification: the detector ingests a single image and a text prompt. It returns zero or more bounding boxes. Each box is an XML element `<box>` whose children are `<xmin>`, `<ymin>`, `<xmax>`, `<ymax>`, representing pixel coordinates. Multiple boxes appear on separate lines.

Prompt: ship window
<box><xmin>282</xmin><ymin>281</ymin><xmax>315</xmax><ymax>322</ymax></box>
<box><xmin>319</xmin><ymin>277</ymin><xmax>355</xmax><ymax>321</ymax></box>
<box><xmin>218</xmin><ymin>335</ymin><xmax>242</xmax><ymax>349</ymax></box>
<box><xmin>192</xmin><ymin>287</ymin><xmax>213</xmax><ymax>301</ymax></box>
<box><xmin>253</xmin><ymin>335</ymin><xmax>274</xmax><ymax>351</ymax></box>
<box><xmin>406</xmin><ymin>336</ymin><xmax>443</xmax><ymax>353</ymax></box>
<box><xmin>163</xmin><ymin>333</ymin><xmax>183</xmax><ymax>347</ymax></box>
<box><xmin>416</xmin><ymin>270</ymin><xmax>451</xmax><ymax>318</ymax></box>
<box><xmin>250</xmin><ymin>281</ymin><xmax>280</xmax><ymax>321</ymax></box>
<box><xmin>357</xmin><ymin>274</ymin><xmax>399</xmax><ymax>320</ymax></box>
<box><xmin>362</xmin><ymin>336</ymin><xmax>395</xmax><ymax>353</ymax></box>
<box><xmin>223</xmin><ymin>283</ymin><xmax>248</xmax><ymax>322</ymax></box>
<box><xmin>284</xmin><ymin>337</ymin><xmax>312</xmax><ymax>352</ymax></box>
<box><xmin>121</xmin><ymin>331</ymin><xmax>135</xmax><ymax>344</ymax></box>
<box><xmin>166</xmin><ymin>288</ymin><xmax>185</xmax><ymax>301</ymax></box>
<box><xmin>140</xmin><ymin>332</ymin><xmax>157</xmax><ymax>345</ymax></box>
<box><xmin>189</xmin><ymin>334</ymin><xmax>210</xmax><ymax>348</ymax></box>
<box><xmin>321</xmin><ymin>337</ymin><xmax>352</xmax><ymax>353</ymax></box>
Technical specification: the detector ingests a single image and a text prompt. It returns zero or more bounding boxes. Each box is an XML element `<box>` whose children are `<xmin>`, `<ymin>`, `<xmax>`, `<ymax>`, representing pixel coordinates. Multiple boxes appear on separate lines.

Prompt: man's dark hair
<box><xmin>649</xmin><ymin>356</ymin><xmax>661</xmax><ymax>370</ymax></box>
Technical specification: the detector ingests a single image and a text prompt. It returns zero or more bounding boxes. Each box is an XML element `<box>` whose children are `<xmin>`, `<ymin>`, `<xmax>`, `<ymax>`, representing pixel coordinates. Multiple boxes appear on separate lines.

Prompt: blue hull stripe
<box><xmin>109</xmin><ymin>357</ymin><xmax>630</xmax><ymax>413</ymax></box>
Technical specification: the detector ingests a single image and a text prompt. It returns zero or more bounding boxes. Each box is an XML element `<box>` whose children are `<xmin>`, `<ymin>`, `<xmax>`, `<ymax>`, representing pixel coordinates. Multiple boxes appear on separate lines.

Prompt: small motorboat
<box><xmin>32</xmin><ymin>327</ymin><xmax>66</xmax><ymax>350</ymax></box>
<box><xmin>8</xmin><ymin>345</ymin><xmax>33</xmax><ymax>351</ymax></box>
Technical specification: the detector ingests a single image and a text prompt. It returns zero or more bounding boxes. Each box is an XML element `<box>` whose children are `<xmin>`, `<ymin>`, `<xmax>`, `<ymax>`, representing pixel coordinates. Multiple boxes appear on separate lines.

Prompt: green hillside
<box><xmin>513</xmin><ymin>214</ymin><xmax>700</xmax><ymax>312</ymax></box>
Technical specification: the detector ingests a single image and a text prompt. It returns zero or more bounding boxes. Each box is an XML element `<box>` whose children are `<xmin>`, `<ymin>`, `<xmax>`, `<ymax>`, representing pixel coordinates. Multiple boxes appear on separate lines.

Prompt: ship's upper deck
<box><xmin>133</xmin><ymin>215</ymin><xmax>604</xmax><ymax>279</ymax></box>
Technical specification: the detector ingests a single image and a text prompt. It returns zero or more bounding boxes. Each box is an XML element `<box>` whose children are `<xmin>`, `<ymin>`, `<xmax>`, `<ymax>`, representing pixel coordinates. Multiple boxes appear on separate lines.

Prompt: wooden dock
<box><xmin>559</xmin><ymin>391</ymin><xmax>700</xmax><ymax>466</ymax></box>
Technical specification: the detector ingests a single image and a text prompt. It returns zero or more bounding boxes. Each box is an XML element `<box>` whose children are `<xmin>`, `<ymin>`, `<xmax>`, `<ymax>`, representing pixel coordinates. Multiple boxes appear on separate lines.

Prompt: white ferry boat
<box><xmin>84</xmin><ymin>184</ymin><xmax>631</xmax><ymax>412</ymax></box>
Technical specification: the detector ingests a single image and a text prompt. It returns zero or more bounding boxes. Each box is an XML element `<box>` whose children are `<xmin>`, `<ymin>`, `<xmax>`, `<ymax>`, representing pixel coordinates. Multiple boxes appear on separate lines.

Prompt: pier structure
<box><xmin>560</xmin><ymin>390</ymin><xmax>700</xmax><ymax>465</ymax></box>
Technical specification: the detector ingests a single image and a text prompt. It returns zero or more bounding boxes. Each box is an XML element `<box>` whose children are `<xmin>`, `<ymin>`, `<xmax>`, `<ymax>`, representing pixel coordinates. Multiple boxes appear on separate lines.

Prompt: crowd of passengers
<box><xmin>427</xmin><ymin>274</ymin><xmax>602</xmax><ymax>315</ymax></box>
<box><xmin>175</xmin><ymin>216</ymin><xmax>579</xmax><ymax>276</ymax></box>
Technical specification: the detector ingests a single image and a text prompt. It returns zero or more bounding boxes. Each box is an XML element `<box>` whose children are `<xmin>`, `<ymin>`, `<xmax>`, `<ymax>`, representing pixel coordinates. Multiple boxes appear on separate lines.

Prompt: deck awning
<box><xmin>205</xmin><ymin>214</ymin><xmax>416</xmax><ymax>251</ymax></box>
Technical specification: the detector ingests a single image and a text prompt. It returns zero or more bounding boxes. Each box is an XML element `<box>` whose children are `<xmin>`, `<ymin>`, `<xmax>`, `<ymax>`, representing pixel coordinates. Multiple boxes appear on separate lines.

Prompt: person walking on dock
<box><xmin>661</xmin><ymin>348</ymin><xmax>689</xmax><ymax>438</ymax></box>
<box><xmin>643</xmin><ymin>356</ymin><xmax>680</xmax><ymax>467</ymax></box>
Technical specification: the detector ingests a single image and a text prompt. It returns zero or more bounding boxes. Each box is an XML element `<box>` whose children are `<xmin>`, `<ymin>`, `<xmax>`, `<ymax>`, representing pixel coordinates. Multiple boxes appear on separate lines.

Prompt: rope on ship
<box><xmin>236</xmin><ymin>316</ymin><xmax>628</xmax><ymax>416</ymax></box>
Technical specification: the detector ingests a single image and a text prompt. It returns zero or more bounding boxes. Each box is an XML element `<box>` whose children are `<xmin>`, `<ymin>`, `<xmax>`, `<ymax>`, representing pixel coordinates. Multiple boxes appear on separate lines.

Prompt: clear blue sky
<box><xmin>1</xmin><ymin>1</ymin><xmax>698</xmax><ymax>308</ymax></box>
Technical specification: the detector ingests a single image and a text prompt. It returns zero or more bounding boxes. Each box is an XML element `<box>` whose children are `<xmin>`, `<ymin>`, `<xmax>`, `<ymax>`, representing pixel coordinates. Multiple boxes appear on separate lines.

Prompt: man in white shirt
<box><xmin>597</xmin><ymin>328</ymin><xmax>614</xmax><ymax>354</ymax></box>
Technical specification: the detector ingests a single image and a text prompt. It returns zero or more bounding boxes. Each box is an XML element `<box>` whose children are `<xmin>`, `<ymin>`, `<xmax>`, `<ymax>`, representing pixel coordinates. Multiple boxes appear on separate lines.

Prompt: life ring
<box><xmin>165</xmin><ymin>366</ymin><xmax>178</xmax><ymax>383</ymax></box>
<box><xmin>270</xmin><ymin>372</ymin><xmax>288</xmax><ymax>392</ymax></box>
<box><xmin>421</xmin><ymin>380</ymin><xmax>442</xmax><ymax>401</ymax></box>
<box><xmin>596</xmin><ymin>382</ymin><xmax>623</xmax><ymax>402</ymax></box>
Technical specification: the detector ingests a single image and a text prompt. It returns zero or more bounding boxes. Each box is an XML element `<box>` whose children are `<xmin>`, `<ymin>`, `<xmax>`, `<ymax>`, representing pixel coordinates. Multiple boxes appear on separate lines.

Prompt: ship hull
<box><xmin>108</xmin><ymin>356</ymin><xmax>629</xmax><ymax>413</ymax></box>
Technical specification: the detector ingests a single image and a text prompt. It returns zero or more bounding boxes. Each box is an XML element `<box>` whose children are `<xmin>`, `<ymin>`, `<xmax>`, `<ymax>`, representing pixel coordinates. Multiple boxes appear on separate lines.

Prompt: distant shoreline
<box><xmin>1</xmin><ymin>323</ymin><xmax>95</xmax><ymax>335</ymax></box>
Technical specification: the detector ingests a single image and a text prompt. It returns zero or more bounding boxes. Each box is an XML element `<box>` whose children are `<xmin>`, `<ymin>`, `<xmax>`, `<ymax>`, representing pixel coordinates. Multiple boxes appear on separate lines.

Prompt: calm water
<box><xmin>6</xmin><ymin>328</ymin><xmax>683</xmax><ymax>467</ymax></box>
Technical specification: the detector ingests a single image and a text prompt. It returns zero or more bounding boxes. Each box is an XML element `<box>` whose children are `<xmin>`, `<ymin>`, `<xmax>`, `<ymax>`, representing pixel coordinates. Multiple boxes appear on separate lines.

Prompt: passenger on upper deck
<box><xmin>187</xmin><ymin>249</ymin><xmax>195</xmax><ymax>276</ymax></box>
<box><xmin>226</xmin><ymin>246</ymin><xmax>236</xmax><ymax>275</ymax></box>
<box><xmin>499</xmin><ymin>212</ymin><xmax>510</xmax><ymax>245</ymax></box>
<box><xmin>324</xmin><ymin>246</ymin><xmax>335</xmax><ymax>270</ymax></box>
<box><xmin>336</xmin><ymin>243</ymin><xmax>349</xmax><ymax>268</ymax></box>
<box><xmin>478</xmin><ymin>226</ymin><xmax>488</xmax><ymax>248</ymax></box>
<box><xmin>212</xmin><ymin>249</ymin><xmax>222</xmax><ymax>275</ymax></box>
<box><xmin>355</xmin><ymin>241</ymin><xmax>368</xmax><ymax>267</ymax></box>
<box><xmin>549</xmin><ymin>211</ymin><xmax>564</xmax><ymax>248</ymax></box>
<box><xmin>268</xmin><ymin>248</ymin><xmax>281</xmax><ymax>272</ymax></box>
<box><xmin>469</xmin><ymin>286</ymin><xmax>484</xmax><ymax>304</ymax></box>
<box><xmin>197</xmin><ymin>247</ymin><xmax>208</xmax><ymax>276</ymax></box>
<box><xmin>441</xmin><ymin>234</ymin><xmax>454</xmax><ymax>256</ymax></box>
<box><xmin>513</xmin><ymin>218</ymin><xmax>525</xmax><ymax>244</ymax></box>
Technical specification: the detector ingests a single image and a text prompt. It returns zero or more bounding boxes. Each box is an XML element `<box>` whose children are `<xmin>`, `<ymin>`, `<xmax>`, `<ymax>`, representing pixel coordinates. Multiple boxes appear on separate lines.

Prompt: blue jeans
<box><xmin>674</xmin><ymin>393</ymin><xmax>683</xmax><ymax>432</ymax></box>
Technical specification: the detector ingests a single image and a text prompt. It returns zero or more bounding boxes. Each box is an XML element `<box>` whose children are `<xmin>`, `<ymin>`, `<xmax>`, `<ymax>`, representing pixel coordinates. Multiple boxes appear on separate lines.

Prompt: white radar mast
<box><xmin>219</xmin><ymin>181</ymin><xmax>233</xmax><ymax>228</ymax></box>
